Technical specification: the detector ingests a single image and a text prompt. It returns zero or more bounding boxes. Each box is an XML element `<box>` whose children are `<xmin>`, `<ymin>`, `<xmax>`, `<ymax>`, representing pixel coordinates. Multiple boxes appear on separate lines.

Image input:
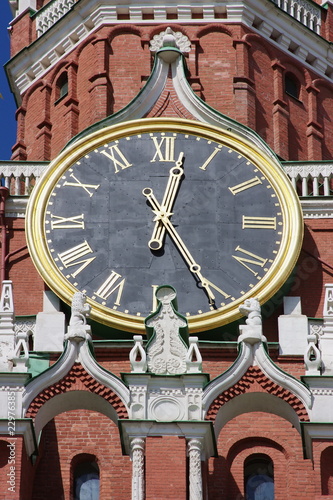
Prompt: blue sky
<box><xmin>0</xmin><ymin>2</ymin><xmax>18</xmax><ymax>160</ymax></box>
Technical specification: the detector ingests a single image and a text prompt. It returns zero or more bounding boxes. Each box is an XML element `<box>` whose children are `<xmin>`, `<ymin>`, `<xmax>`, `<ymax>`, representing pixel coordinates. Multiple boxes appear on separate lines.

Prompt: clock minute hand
<box><xmin>143</xmin><ymin>187</ymin><xmax>216</xmax><ymax>305</ymax></box>
<box><xmin>148</xmin><ymin>152</ymin><xmax>184</xmax><ymax>251</ymax></box>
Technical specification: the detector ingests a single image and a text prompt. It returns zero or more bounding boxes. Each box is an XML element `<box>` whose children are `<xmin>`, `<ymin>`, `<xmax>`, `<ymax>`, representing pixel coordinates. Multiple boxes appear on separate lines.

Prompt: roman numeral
<box><xmin>58</xmin><ymin>241</ymin><xmax>96</xmax><ymax>279</ymax></box>
<box><xmin>150</xmin><ymin>136</ymin><xmax>176</xmax><ymax>162</ymax></box>
<box><xmin>63</xmin><ymin>173</ymin><xmax>100</xmax><ymax>197</ymax></box>
<box><xmin>199</xmin><ymin>147</ymin><xmax>221</xmax><ymax>171</ymax></box>
<box><xmin>50</xmin><ymin>214</ymin><xmax>85</xmax><ymax>230</ymax></box>
<box><xmin>95</xmin><ymin>271</ymin><xmax>125</xmax><ymax>306</ymax></box>
<box><xmin>232</xmin><ymin>246</ymin><xmax>268</xmax><ymax>276</ymax></box>
<box><xmin>242</xmin><ymin>216</ymin><xmax>277</xmax><ymax>230</ymax></box>
<box><xmin>228</xmin><ymin>176</ymin><xmax>262</xmax><ymax>195</ymax></box>
<box><xmin>100</xmin><ymin>144</ymin><xmax>132</xmax><ymax>174</ymax></box>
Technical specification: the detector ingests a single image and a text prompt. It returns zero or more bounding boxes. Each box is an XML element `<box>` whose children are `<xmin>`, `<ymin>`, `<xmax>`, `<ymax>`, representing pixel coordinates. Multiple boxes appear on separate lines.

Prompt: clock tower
<box><xmin>1</xmin><ymin>0</ymin><xmax>333</xmax><ymax>498</ymax></box>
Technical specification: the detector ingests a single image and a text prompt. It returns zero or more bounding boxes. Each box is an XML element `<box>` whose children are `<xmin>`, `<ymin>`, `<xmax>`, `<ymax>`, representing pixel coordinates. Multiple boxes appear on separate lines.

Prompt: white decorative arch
<box><xmin>22</xmin><ymin>339</ymin><xmax>130</xmax><ymax>417</ymax></box>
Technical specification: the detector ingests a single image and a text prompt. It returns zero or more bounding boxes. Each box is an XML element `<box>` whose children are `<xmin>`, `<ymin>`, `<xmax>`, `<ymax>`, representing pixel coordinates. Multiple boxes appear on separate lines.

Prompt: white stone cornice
<box><xmin>6</xmin><ymin>0</ymin><xmax>331</xmax><ymax>104</ymax></box>
<box><xmin>0</xmin><ymin>418</ymin><xmax>37</xmax><ymax>457</ymax></box>
<box><xmin>301</xmin><ymin>422</ymin><xmax>333</xmax><ymax>460</ymax></box>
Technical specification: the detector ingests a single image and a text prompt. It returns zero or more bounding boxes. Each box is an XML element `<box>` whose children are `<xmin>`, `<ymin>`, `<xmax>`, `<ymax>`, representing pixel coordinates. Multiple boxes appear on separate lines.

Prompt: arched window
<box><xmin>285</xmin><ymin>72</ymin><xmax>300</xmax><ymax>100</ymax></box>
<box><xmin>321</xmin><ymin>446</ymin><xmax>333</xmax><ymax>494</ymax></box>
<box><xmin>55</xmin><ymin>72</ymin><xmax>68</xmax><ymax>101</ymax></box>
<box><xmin>244</xmin><ymin>454</ymin><xmax>274</xmax><ymax>500</ymax></box>
<box><xmin>73</xmin><ymin>460</ymin><xmax>100</xmax><ymax>500</ymax></box>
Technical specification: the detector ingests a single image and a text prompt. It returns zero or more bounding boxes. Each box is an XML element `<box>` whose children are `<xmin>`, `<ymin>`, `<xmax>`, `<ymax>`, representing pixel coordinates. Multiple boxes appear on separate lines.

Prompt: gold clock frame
<box><xmin>26</xmin><ymin>118</ymin><xmax>303</xmax><ymax>333</ymax></box>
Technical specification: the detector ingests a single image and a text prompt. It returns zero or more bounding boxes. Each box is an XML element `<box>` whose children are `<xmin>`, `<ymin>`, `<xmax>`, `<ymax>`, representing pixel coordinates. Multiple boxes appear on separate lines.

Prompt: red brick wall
<box><xmin>208</xmin><ymin>412</ymin><xmax>316</xmax><ymax>499</ymax></box>
<box><xmin>10</xmin><ymin>23</ymin><xmax>333</xmax><ymax>162</ymax></box>
<box><xmin>145</xmin><ymin>435</ymin><xmax>187</xmax><ymax>499</ymax></box>
<box><xmin>31</xmin><ymin>409</ymin><xmax>131</xmax><ymax>500</ymax></box>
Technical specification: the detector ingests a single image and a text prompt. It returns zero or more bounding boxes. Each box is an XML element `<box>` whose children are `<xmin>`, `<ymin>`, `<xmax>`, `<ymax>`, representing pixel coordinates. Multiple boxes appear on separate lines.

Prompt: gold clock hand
<box><xmin>143</xmin><ymin>187</ymin><xmax>216</xmax><ymax>305</ymax></box>
<box><xmin>148</xmin><ymin>152</ymin><xmax>184</xmax><ymax>250</ymax></box>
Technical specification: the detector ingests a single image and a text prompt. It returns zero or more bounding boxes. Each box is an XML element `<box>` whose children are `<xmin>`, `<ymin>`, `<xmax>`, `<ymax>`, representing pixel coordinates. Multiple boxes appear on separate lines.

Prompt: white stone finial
<box><xmin>130</xmin><ymin>336</ymin><xmax>147</xmax><ymax>373</ymax></box>
<box><xmin>64</xmin><ymin>292</ymin><xmax>91</xmax><ymax>343</ymax></box>
<box><xmin>186</xmin><ymin>337</ymin><xmax>202</xmax><ymax>373</ymax></box>
<box><xmin>319</xmin><ymin>284</ymin><xmax>333</xmax><ymax>374</ymax></box>
<box><xmin>146</xmin><ymin>286</ymin><xmax>188</xmax><ymax>375</ymax></box>
<box><xmin>150</xmin><ymin>27</ymin><xmax>191</xmax><ymax>53</ymax></box>
<box><xmin>0</xmin><ymin>281</ymin><xmax>16</xmax><ymax>372</ymax></box>
<box><xmin>238</xmin><ymin>297</ymin><xmax>267</xmax><ymax>345</ymax></box>
<box><xmin>11</xmin><ymin>331</ymin><xmax>30</xmax><ymax>372</ymax></box>
<box><xmin>304</xmin><ymin>333</ymin><xmax>321</xmax><ymax>374</ymax></box>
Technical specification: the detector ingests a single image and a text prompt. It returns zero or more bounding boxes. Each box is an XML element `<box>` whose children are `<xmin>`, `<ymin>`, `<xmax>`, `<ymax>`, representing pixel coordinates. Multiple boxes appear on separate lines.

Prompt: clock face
<box><xmin>26</xmin><ymin>118</ymin><xmax>303</xmax><ymax>333</ymax></box>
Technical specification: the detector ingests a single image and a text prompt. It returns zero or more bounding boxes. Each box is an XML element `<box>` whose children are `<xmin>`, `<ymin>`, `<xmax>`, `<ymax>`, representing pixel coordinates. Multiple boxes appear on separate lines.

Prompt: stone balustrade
<box><xmin>0</xmin><ymin>160</ymin><xmax>332</xmax><ymax>200</ymax></box>
<box><xmin>272</xmin><ymin>0</ymin><xmax>321</xmax><ymax>34</ymax></box>
<box><xmin>282</xmin><ymin>161</ymin><xmax>333</xmax><ymax>197</ymax></box>
<box><xmin>35</xmin><ymin>0</ymin><xmax>76</xmax><ymax>37</ymax></box>
<box><xmin>0</xmin><ymin>161</ymin><xmax>48</xmax><ymax>196</ymax></box>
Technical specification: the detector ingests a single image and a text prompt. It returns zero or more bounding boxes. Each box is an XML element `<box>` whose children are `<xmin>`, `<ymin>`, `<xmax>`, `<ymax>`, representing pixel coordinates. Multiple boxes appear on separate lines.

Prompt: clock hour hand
<box><xmin>143</xmin><ymin>187</ymin><xmax>217</xmax><ymax>305</ymax></box>
<box><xmin>148</xmin><ymin>152</ymin><xmax>184</xmax><ymax>251</ymax></box>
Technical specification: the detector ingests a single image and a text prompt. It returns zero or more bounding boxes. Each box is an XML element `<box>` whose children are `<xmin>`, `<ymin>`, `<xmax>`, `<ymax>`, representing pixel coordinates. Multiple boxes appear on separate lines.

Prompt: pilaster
<box><xmin>271</xmin><ymin>60</ymin><xmax>289</xmax><ymax>159</ymax></box>
<box><xmin>88</xmin><ymin>37</ymin><xmax>113</xmax><ymax>122</ymax></box>
<box><xmin>306</xmin><ymin>84</ymin><xmax>323</xmax><ymax>160</ymax></box>
<box><xmin>233</xmin><ymin>39</ymin><xmax>256</xmax><ymax>130</ymax></box>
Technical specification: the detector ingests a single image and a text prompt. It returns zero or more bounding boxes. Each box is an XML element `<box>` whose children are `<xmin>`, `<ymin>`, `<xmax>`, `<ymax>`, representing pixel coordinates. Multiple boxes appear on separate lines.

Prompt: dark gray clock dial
<box><xmin>44</xmin><ymin>130</ymin><xmax>282</xmax><ymax>319</ymax></box>
<box><xmin>26</xmin><ymin>118</ymin><xmax>303</xmax><ymax>332</ymax></box>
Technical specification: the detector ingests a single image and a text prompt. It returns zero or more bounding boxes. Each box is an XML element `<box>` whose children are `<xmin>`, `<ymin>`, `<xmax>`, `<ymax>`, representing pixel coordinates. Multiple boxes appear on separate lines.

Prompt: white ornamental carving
<box><xmin>146</xmin><ymin>286</ymin><xmax>188</xmax><ymax>375</ymax></box>
<box><xmin>130</xmin><ymin>438</ymin><xmax>145</xmax><ymax>500</ymax></box>
<box><xmin>188</xmin><ymin>439</ymin><xmax>203</xmax><ymax>500</ymax></box>
<box><xmin>150</xmin><ymin>27</ymin><xmax>191</xmax><ymax>53</ymax></box>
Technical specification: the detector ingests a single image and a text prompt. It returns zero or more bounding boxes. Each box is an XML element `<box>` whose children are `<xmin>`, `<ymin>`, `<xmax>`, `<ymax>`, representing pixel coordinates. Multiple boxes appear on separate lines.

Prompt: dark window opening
<box><xmin>244</xmin><ymin>454</ymin><xmax>274</xmax><ymax>500</ymax></box>
<box><xmin>73</xmin><ymin>461</ymin><xmax>100</xmax><ymax>500</ymax></box>
<box><xmin>56</xmin><ymin>73</ymin><xmax>68</xmax><ymax>102</ymax></box>
<box><xmin>285</xmin><ymin>73</ymin><xmax>300</xmax><ymax>100</ymax></box>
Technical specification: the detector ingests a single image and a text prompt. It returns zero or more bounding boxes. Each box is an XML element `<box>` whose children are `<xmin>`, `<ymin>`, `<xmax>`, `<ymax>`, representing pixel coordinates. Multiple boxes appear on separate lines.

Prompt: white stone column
<box><xmin>188</xmin><ymin>438</ymin><xmax>203</xmax><ymax>500</ymax></box>
<box><xmin>130</xmin><ymin>437</ymin><xmax>145</xmax><ymax>500</ymax></box>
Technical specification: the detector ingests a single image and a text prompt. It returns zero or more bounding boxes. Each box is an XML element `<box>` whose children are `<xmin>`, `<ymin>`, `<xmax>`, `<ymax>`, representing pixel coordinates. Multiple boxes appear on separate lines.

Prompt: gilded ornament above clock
<box><xmin>26</xmin><ymin>118</ymin><xmax>303</xmax><ymax>333</ymax></box>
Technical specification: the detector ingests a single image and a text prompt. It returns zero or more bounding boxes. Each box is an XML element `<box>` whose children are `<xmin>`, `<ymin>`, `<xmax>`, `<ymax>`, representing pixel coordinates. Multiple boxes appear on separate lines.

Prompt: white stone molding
<box><xmin>188</xmin><ymin>438</ymin><xmax>203</xmax><ymax>500</ymax></box>
<box><xmin>150</xmin><ymin>27</ymin><xmax>191</xmax><ymax>53</ymax></box>
<box><xmin>146</xmin><ymin>286</ymin><xmax>188</xmax><ymax>375</ymax></box>
<box><xmin>124</xmin><ymin>372</ymin><xmax>208</xmax><ymax>422</ymax></box>
<box><xmin>7</xmin><ymin>0</ymin><xmax>331</xmax><ymax>103</ymax></box>
<box><xmin>130</xmin><ymin>437</ymin><xmax>145</xmax><ymax>500</ymax></box>
<box><xmin>186</xmin><ymin>337</ymin><xmax>202</xmax><ymax>373</ymax></box>
<box><xmin>130</xmin><ymin>336</ymin><xmax>147</xmax><ymax>373</ymax></box>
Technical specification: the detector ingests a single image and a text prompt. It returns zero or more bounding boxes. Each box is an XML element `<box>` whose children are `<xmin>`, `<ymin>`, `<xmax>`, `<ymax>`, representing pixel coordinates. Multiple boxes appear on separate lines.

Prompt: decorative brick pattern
<box><xmin>205</xmin><ymin>365</ymin><xmax>310</xmax><ymax>421</ymax></box>
<box><xmin>25</xmin><ymin>362</ymin><xmax>128</xmax><ymax>419</ymax></box>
